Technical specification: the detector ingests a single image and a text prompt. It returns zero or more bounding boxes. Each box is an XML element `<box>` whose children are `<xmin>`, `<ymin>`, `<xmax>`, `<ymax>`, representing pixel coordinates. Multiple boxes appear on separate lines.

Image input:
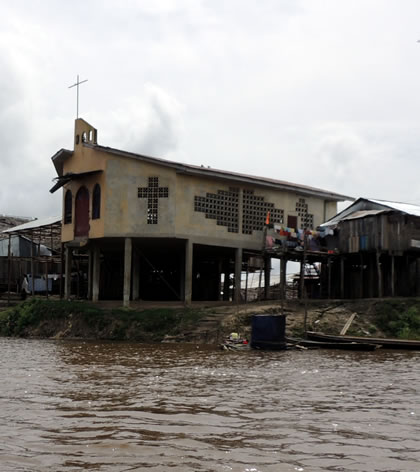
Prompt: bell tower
<box><xmin>74</xmin><ymin>118</ymin><xmax>98</xmax><ymax>148</ymax></box>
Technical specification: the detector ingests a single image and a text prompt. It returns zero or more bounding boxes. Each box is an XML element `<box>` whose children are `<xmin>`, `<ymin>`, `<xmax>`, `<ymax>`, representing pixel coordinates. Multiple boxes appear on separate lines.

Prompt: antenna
<box><xmin>68</xmin><ymin>75</ymin><xmax>88</xmax><ymax>119</ymax></box>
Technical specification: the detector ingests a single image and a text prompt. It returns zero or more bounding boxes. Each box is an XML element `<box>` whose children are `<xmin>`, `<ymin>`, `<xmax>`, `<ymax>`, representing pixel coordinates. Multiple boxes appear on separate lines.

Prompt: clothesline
<box><xmin>265</xmin><ymin>224</ymin><xmax>335</xmax><ymax>251</ymax></box>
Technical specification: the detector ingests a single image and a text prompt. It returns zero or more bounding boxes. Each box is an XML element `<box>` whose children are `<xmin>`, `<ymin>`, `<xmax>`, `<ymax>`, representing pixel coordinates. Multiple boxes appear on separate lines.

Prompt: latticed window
<box><xmin>92</xmin><ymin>183</ymin><xmax>101</xmax><ymax>220</ymax></box>
<box><xmin>194</xmin><ymin>188</ymin><xmax>240</xmax><ymax>233</ymax></box>
<box><xmin>194</xmin><ymin>187</ymin><xmax>285</xmax><ymax>234</ymax></box>
<box><xmin>296</xmin><ymin>197</ymin><xmax>314</xmax><ymax>229</ymax></box>
<box><xmin>242</xmin><ymin>190</ymin><xmax>284</xmax><ymax>234</ymax></box>
<box><xmin>64</xmin><ymin>190</ymin><xmax>72</xmax><ymax>224</ymax></box>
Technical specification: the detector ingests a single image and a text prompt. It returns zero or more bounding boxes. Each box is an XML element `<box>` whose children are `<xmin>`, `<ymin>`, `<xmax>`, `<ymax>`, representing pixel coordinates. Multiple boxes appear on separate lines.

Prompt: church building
<box><xmin>50</xmin><ymin>119</ymin><xmax>350</xmax><ymax>305</ymax></box>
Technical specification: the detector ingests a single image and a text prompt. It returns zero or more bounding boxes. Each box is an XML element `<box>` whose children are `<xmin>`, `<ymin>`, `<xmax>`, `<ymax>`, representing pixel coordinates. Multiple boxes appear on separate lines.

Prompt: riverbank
<box><xmin>0</xmin><ymin>297</ymin><xmax>419</xmax><ymax>343</ymax></box>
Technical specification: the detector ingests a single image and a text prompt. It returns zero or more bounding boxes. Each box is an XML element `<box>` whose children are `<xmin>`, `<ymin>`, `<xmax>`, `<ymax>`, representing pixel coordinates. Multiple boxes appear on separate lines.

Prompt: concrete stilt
<box><xmin>132</xmin><ymin>250</ymin><xmax>140</xmax><ymax>300</ymax></box>
<box><xmin>234</xmin><ymin>247</ymin><xmax>243</xmax><ymax>304</ymax></box>
<box><xmin>92</xmin><ymin>246</ymin><xmax>100</xmax><ymax>302</ymax></box>
<box><xmin>87</xmin><ymin>250</ymin><xmax>93</xmax><ymax>300</ymax></box>
<box><xmin>64</xmin><ymin>246</ymin><xmax>73</xmax><ymax>299</ymax></box>
<box><xmin>280</xmin><ymin>256</ymin><xmax>287</xmax><ymax>300</ymax></box>
<box><xmin>223</xmin><ymin>268</ymin><xmax>230</xmax><ymax>301</ymax></box>
<box><xmin>184</xmin><ymin>239</ymin><xmax>193</xmax><ymax>304</ymax></box>
<box><xmin>299</xmin><ymin>256</ymin><xmax>305</xmax><ymax>300</ymax></box>
<box><xmin>264</xmin><ymin>256</ymin><xmax>271</xmax><ymax>300</ymax></box>
<box><xmin>218</xmin><ymin>258</ymin><xmax>224</xmax><ymax>301</ymax></box>
<box><xmin>123</xmin><ymin>238</ymin><xmax>132</xmax><ymax>307</ymax></box>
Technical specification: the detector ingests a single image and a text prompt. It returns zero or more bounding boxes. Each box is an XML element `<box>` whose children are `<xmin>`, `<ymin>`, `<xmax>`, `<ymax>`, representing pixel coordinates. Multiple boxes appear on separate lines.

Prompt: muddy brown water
<box><xmin>0</xmin><ymin>339</ymin><xmax>419</xmax><ymax>472</ymax></box>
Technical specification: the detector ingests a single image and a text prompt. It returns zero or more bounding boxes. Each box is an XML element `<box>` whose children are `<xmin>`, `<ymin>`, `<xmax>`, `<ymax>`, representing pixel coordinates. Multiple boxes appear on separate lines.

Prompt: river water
<box><xmin>0</xmin><ymin>339</ymin><xmax>419</xmax><ymax>472</ymax></box>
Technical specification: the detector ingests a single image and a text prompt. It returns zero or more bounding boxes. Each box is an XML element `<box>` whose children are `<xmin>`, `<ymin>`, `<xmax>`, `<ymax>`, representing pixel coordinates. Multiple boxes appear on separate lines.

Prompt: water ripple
<box><xmin>0</xmin><ymin>339</ymin><xmax>419</xmax><ymax>471</ymax></box>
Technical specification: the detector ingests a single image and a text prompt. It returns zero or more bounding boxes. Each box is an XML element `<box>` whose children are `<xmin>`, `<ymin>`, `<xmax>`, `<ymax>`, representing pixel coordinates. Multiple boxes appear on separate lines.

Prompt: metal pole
<box><xmin>76</xmin><ymin>74</ymin><xmax>79</xmax><ymax>118</ymax></box>
<box><xmin>68</xmin><ymin>75</ymin><xmax>88</xmax><ymax>119</ymax></box>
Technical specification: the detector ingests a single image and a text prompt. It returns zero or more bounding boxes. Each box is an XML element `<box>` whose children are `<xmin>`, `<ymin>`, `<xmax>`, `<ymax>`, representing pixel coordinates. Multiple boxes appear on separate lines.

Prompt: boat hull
<box><xmin>307</xmin><ymin>331</ymin><xmax>420</xmax><ymax>350</ymax></box>
<box><xmin>286</xmin><ymin>337</ymin><xmax>378</xmax><ymax>351</ymax></box>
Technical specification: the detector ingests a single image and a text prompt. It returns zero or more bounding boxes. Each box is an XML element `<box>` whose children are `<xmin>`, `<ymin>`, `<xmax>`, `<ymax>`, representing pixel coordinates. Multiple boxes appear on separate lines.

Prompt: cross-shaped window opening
<box><xmin>138</xmin><ymin>177</ymin><xmax>169</xmax><ymax>224</ymax></box>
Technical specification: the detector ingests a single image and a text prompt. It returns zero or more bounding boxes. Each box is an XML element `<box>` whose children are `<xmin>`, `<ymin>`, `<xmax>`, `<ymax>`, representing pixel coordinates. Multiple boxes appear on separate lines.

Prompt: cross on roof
<box><xmin>68</xmin><ymin>75</ymin><xmax>88</xmax><ymax>119</ymax></box>
<box><xmin>138</xmin><ymin>177</ymin><xmax>169</xmax><ymax>224</ymax></box>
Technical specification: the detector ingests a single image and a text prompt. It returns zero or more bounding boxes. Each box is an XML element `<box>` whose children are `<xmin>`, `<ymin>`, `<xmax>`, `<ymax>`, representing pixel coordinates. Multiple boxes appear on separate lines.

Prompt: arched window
<box><xmin>75</xmin><ymin>186</ymin><xmax>90</xmax><ymax>237</ymax></box>
<box><xmin>92</xmin><ymin>183</ymin><xmax>101</xmax><ymax>219</ymax></box>
<box><xmin>64</xmin><ymin>190</ymin><xmax>72</xmax><ymax>224</ymax></box>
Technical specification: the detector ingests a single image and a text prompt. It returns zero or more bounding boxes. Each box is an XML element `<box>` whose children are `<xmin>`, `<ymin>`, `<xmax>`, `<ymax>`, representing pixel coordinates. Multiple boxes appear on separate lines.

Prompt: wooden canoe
<box><xmin>286</xmin><ymin>337</ymin><xmax>378</xmax><ymax>351</ymax></box>
<box><xmin>307</xmin><ymin>331</ymin><xmax>420</xmax><ymax>350</ymax></box>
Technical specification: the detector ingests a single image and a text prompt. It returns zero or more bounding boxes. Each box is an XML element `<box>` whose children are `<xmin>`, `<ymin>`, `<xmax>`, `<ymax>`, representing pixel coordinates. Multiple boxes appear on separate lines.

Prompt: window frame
<box><xmin>64</xmin><ymin>189</ymin><xmax>72</xmax><ymax>224</ymax></box>
<box><xmin>92</xmin><ymin>183</ymin><xmax>101</xmax><ymax>220</ymax></box>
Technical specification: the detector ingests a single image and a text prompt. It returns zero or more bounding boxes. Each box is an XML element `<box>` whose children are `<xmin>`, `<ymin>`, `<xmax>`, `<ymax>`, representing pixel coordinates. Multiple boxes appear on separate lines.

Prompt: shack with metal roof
<box><xmin>321</xmin><ymin>197</ymin><xmax>420</xmax><ymax>298</ymax></box>
<box><xmin>0</xmin><ymin>217</ymin><xmax>62</xmax><ymax>298</ymax></box>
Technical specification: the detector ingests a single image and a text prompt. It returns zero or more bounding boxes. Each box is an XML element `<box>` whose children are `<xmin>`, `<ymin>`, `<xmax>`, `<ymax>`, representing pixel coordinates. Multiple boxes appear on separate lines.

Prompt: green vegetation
<box><xmin>2</xmin><ymin>297</ymin><xmax>420</xmax><ymax>342</ymax></box>
<box><xmin>0</xmin><ymin>298</ymin><xmax>206</xmax><ymax>341</ymax></box>
<box><xmin>374</xmin><ymin>300</ymin><xmax>420</xmax><ymax>340</ymax></box>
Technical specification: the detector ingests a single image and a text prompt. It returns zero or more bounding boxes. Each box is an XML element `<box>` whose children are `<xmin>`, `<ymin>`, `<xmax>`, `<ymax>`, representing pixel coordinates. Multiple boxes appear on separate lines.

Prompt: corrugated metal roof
<box><xmin>2</xmin><ymin>216</ymin><xmax>61</xmax><ymax>233</ymax></box>
<box><xmin>53</xmin><ymin>142</ymin><xmax>353</xmax><ymax>202</ymax></box>
<box><xmin>369</xmin><ymin>199</ymin><xmax>420</xmax><ymax>217</ymax></box>
<box><xmin>321</xmin><ymin>197</ymin><xmax>420</xmax><ymax>227</ymax></box>
<box><xmin>95</xmin><ymin>144</ymin><xmax>354</xmax><ymax>201</ymax></box>
<box><xmin>341</xmin><ymin>210</ymin><xmax>387</xmax><ymax>221</ymax></box>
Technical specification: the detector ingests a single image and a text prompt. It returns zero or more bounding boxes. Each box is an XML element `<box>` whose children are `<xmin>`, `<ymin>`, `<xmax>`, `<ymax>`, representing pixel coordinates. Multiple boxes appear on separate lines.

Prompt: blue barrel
<box><xmin>250</xmin><ymin>314</ymin><xmax>287</xmax><ymax>350</ymax></box>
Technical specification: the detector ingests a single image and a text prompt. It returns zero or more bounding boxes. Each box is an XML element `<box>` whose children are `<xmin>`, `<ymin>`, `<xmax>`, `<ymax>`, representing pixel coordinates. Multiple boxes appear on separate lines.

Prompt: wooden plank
<box><xmin>340</xmin><ymin>312</ymin><xmax>357</xmax><ymax>335</ymax></box>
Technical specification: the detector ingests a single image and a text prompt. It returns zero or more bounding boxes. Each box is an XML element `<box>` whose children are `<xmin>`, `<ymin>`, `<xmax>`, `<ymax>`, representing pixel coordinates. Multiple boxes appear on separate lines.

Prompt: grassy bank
<box><xmin>1</xmin><ymin>297</ymin><xmax>420</xmax><ymax>343</ymax></box>
<box><xmin>0</xmin><ymin>298</ymin><xmax>206</xmax><ymax>341</ymax></box>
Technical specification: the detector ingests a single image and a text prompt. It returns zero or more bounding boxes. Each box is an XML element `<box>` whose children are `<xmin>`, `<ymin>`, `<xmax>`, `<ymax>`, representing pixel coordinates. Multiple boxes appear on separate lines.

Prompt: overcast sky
<box><xmin>2</xmin><ymin>0</ymin><xmax>420</xmax><ymax>218</ymax></box>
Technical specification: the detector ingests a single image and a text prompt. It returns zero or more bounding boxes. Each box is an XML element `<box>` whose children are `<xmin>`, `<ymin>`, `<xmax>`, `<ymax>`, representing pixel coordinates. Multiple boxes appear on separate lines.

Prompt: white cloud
<box><xmin>98</xmin><ymin>83</ymin><xmax>185</xmax><ymax>158</ymax></box>
<box><xmin>2</xmin><ymin>0</ymin><xmax>420</xmax><ymax>218</ymax></box>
